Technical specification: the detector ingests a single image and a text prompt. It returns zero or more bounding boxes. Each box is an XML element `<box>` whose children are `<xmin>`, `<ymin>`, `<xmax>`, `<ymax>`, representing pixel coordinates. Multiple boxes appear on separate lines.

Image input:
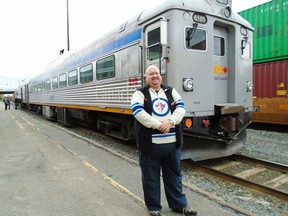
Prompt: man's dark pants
<box><xmin>139</xmin><ymin>142</ymin><xmax>187</xmax><ymax>211</ymax></box>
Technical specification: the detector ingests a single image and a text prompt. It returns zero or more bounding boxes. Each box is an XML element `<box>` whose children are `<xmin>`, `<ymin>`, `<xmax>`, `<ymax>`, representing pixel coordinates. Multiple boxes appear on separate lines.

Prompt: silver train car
<box><xmin>20</xmin><ymin>0</ymin><xmax>253</xmax><ymax>161</ymax></box>
<box><xmin>14</xmin><ymin>81</ymin><xmax>29</xmax><ymax>108</ymax></box>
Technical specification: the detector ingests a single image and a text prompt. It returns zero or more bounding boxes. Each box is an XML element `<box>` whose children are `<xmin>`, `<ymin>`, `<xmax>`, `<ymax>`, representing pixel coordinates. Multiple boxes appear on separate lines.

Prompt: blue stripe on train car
<box><xmin>63</xmin><ymin>28</ymin><xmax>142</xmax><ymax>73</ymax></box>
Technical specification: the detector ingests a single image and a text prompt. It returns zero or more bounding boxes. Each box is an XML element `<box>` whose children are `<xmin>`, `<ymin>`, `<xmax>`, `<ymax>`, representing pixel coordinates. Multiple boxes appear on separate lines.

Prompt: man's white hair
<box><xmin>145</xmin><ymin>65</ymin><xmax>159</xmax><ymax>77</ymax></box>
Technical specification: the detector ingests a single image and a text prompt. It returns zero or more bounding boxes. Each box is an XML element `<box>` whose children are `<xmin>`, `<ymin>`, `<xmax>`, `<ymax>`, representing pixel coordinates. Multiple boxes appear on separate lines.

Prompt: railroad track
<box><xmin>185</xmin><ymin>154</ymin><xmax>288</xmax><ymax>201</ymax></box>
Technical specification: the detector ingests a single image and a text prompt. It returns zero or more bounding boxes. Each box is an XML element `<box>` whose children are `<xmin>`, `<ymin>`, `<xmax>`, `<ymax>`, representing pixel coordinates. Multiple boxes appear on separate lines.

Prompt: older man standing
<box><xmin>4</xmin><ymin>97</ymin><xmax>10</xmax><ymax>110</ymax></box>
<box><xmin>131</xmin><ymin>65</ymin><xmax>197</xmax><ymax>216</ymax></box>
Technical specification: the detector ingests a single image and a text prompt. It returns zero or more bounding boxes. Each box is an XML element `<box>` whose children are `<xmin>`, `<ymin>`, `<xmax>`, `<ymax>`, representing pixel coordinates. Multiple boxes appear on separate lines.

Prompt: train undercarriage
<box><xmin>25</xmin><ymin>103</ymin><xmax>251</xmax><ymax>161</ymax></box>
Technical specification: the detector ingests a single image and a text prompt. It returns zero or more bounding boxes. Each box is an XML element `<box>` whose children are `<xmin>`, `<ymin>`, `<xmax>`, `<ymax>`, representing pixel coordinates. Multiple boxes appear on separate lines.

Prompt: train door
<box><xmin>20</xmin><ymin>87</ymin><xmax>23</xmax><ymax>101</ymax></box>
<box><xmin>143</xmin><ymin>20</ymin><xmax>168</xmax><ymax>83</ymax></box>
<box><xmin>24</xmin><ymin>84</ymin><xmax>29</xmax><ymax>103</ymax></box>
<box><xmin>213</xmin><ymin>26</ymin><xmax>228</xmax><ymax>103</ymax></box>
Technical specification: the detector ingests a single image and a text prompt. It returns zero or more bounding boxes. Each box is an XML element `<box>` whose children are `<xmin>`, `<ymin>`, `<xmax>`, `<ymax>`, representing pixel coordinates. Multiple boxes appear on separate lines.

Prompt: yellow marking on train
<box><xmin>30</xmin><ymin>103</ymin><xmax>132</xmax><ymax>115</ymax></box>
<box><xmin>214</xmin><ymin>65</ymin><xmax>224</xmax><ymax>75</ymax></box>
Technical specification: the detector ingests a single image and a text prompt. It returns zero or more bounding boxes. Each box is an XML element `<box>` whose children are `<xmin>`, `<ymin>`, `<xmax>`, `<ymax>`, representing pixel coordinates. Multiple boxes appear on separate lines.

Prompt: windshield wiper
<box><xmin>186</xmin><ymin>23</ymin><xmax>198</xmax><ymax>47</ymax></box>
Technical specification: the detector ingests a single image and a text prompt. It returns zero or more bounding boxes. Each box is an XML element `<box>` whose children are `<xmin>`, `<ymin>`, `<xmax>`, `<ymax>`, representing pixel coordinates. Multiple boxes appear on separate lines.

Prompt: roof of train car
<box><xmin>29</xmin><ymin>0</ymin><xmax>253</xmax><ymax>85</ymax></box>
<box><xmin>138</xmin><ymin>0</ymin><xmax>252</xmax><ymax>27</ymax></box>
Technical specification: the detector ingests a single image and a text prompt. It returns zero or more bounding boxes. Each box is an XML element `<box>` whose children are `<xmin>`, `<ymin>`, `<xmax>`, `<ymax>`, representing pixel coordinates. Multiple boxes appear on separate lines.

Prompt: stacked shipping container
<box><xmin>239</xmin><ymin>0</ymin><xmax>288</xmax><ymax>125</ymax></box>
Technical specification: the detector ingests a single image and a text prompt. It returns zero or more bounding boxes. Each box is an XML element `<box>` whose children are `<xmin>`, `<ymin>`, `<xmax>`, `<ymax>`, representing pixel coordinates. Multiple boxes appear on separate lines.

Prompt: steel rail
<box><xmin>188</xmin><ymin>157</ymin><xmax>288</xmax><ymax>201</ymax></box>
<box><xmin>233</xmin><ymin>154</ymin><xmax>288</xmax><ymax>173</ymax></box>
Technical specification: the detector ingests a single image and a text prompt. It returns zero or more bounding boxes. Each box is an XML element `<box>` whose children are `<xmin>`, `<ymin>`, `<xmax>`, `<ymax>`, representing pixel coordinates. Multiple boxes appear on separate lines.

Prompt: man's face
<box><xmin>145</xmin><ymin>67</ymin><xmax>162</xmax><ymax>90</ymax></box>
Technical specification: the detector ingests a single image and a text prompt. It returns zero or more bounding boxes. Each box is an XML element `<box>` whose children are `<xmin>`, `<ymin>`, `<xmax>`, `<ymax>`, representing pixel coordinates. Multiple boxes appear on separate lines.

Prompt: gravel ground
<box><xmin>183</xmin><ymin>124</ymin><xmax>288</xmax><ymax>216</ymax></box>
<box><xmin>242</xmin><ymin>124</ymin><xmax>288</xmax><ymax>164</ymax></box>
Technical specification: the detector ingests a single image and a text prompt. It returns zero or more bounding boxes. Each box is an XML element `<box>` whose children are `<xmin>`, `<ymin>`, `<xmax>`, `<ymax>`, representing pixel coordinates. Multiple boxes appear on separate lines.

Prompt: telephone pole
<box><xmin>67</xmin><ymin>0</ymin><xmax>70</xmax><ymax>51</ymax></box>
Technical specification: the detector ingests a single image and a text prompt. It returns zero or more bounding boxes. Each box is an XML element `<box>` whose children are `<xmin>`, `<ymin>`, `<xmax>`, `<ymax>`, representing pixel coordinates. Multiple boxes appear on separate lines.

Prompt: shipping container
<box><xmin>252</xmin><ymin>59</ymin><xmax>288</xmax><ymax>124</ymax></box>
<box><xmin>239</xmin><ymin>0</ymin><xmax>288</xmax><ymax>63</ymax></box>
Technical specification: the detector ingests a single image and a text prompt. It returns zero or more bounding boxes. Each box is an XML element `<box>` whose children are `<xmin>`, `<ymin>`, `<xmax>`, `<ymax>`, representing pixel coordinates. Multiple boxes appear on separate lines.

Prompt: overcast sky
<box><xmin>0</xmin><ymin>0</ymin><xmax>271</xmax><ymax>89</ymax></box>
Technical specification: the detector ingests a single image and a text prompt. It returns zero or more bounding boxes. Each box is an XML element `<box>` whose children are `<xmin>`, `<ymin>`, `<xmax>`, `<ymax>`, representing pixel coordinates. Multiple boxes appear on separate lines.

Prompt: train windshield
<box><xmin>185</xmin><ymin>27</ymin><xmax>206</xmax><ymax>50</ymax></box>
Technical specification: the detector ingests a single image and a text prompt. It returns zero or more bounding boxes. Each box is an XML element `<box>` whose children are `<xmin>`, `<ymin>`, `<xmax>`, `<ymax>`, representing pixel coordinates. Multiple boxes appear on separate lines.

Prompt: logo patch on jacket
<box><xmin>152</xmin><ymin>98</ymin><xmax>170</xmax><ymax>116</ymax></box>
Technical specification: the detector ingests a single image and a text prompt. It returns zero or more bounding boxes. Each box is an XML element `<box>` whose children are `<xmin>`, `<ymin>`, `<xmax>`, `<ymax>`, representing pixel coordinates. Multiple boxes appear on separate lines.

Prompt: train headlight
<box><xmin>183</xmin><ymin>78</ymin><xmax>193</xmax><ymax>91</ymax></box>
<box><xmin>246</xmin><ymin>81</ymin><xmax>253</xmax><ymax>92</ymax></box>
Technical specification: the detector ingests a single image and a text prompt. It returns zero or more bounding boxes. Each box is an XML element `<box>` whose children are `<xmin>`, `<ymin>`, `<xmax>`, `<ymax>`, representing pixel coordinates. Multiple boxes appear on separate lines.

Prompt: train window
<box><xmin>38</xmin><ymin>83</ymin><xmax>42</xmax><ymax>92</ymax></box>
<box><xmin>216</xmin><ymin>0</ymin><xmax>228</xmax><ymax>5</ymax></box>
<box><xmin>214</xmin><ymin>36</ymin><xmax>225</xmax><ymax>56</ymax></box>
<box><xmin>46</xmin><ymin>79</ymin><xmax>51</xmax><ymax>91</ymax></box>
<box><xmin>59</xmin><ymin>74</ymin><xmax>67</xmax><ymax>88</ymax></box>
<box><xmin>52</xmin><ymin>77</ymin><xmax>58</xmax><ymax>89</ymax></box>
<box><xmin>68</xmin><ymin>69</ymin><xmax>78</xmax><ymax>86</ymax></box>
<box><xmin>147</xmin><ymin>27</ymin><xmax>161</xmax><ymax>61</ymax></box>
<box><xmin>41</xmin><ymin>82</ymin><xmax>45</xmax><ymax>91</ymax></box>
<box><xmin>241</xmin><ymin>41</ymin><xmax>251</xmax><ymax>59</ymax></box>
<box><xmin>80</xmin><ymin>63</ymin><xmax>93</xmax><ymax>83</ymax></box>
<box><xmin>96</xmin><ymin>56</ymin><xmax>115</xmax><ymax>80</ymax></box>
<box><xmin>185</xmin><ymin>28</ymin><xmax>206</xmax><ymax>51</ymax></box>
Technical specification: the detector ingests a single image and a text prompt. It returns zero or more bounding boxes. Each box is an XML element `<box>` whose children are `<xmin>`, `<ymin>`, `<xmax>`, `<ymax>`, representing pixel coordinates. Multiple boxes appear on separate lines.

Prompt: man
<box><xmin>131</xmin><ymin>65</ymin><xmax>197</xmax><ymax>216</ymax></box>
<box><xmin>4</xmin><ymin>97</ymin><xmax>10</xmax><ymax>110</ymax></box>
<box><xmin>15</xmin><ymin>98</ymin><xmax>19</xmax><ymax>110</ymax></box>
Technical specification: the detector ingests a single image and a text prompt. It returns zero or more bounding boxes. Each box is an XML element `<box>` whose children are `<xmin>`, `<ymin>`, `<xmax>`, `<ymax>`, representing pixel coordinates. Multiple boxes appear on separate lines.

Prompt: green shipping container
<box><xmin>238</xmin><ymin>0</ymin><xmax>288</xmax><ymax>63</ymax></box>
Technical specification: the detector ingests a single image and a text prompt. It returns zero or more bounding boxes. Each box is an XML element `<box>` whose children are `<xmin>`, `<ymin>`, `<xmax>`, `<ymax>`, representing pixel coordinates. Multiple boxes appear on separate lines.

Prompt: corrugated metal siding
<box><xmin>239</xmin><ymin>0</ymin><xmax>288</xmax><ymax>63</ymax></box>
<box><xmin>253</xmin><ymin>59</ymin><xmax>288</xmax><ymax>97</ymax></box>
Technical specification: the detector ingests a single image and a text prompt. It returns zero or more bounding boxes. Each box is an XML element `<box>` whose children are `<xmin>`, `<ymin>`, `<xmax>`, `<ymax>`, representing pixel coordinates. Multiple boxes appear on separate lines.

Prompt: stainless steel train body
<box><xmin>23</xmin><ymin>0</ymin><xmax>253</xmax><ymax>161</ymax></box>
<box><xmin>14</xmin><ymin>81</ymin><xmax>29</xmax><ymax>108</ymax></box>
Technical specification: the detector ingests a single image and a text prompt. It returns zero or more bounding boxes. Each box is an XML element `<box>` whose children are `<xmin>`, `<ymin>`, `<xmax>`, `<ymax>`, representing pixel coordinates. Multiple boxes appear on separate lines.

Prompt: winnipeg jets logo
<box><xmin>152</xmin><ymin>98</ymin><xmax>170</xmax><ymax>116</ymax></box>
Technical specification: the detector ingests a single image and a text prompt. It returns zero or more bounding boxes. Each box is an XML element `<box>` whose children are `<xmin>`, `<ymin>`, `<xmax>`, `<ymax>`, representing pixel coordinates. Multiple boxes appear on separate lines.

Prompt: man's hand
<box><xmin>158</xmin><ymin>119</ymin><xmax>173</xmax><ymax>133</ymax></box>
